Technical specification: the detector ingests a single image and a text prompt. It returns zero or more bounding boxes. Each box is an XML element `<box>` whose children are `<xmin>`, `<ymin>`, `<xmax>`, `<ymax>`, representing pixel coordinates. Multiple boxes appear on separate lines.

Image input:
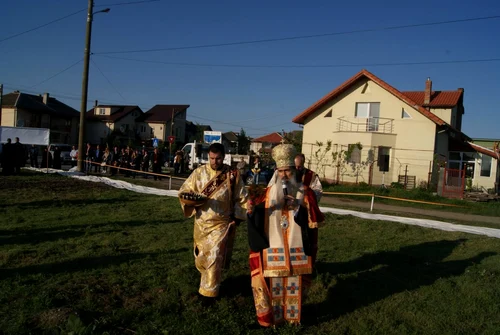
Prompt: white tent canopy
<box><xmin>0</xmin><ymin>126</ymin><xmax>50</xmax><ymax>145</ymax></box>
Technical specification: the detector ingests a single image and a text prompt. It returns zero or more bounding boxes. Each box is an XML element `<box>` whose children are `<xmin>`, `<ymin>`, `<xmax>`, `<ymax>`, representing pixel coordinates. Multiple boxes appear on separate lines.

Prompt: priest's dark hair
<box><xmin>209</xmin><ymin>143</ymin><xmax>225</xmax><ymax>156</ymax></box>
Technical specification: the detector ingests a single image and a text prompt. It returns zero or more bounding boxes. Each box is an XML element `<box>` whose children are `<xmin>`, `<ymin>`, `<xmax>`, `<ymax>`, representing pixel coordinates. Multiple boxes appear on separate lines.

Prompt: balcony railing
<box><xmin>337</xmin><ymin>116</ymin><xmax>394</xmax><ymax>134</ymax></box>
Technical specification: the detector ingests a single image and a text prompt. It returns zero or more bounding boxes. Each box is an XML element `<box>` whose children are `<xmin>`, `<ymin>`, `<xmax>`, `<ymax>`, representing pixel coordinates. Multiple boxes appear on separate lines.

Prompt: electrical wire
<box><xmin>91</xmin><ymin>58</ymin><xmax>127</xmax><ymax>101</ymax></box>
<box><xmin>0</xmin><ymin>9</ymin><xmax>86</xmax><ymax>43</ymax></box>
<box><xmin>29</xmin><ymin>59</ymin><xmax>83</xmax><ymax>88</ymax></box>
<box><xmin>94</xmin><ymin>15</ymin><xmax>500</xmax><ymax>54</ymax></box>
<box><xmin>0</xmin><ymin>1</ymin><xmax>161</xmax><ymax>43</ymax></box>
<box><xmin>96</xmin><ymin>0</ymin><xmax>160</xmax><ymax>6</ymax></box>
<box><xmin>95</xmin><ymin>54</ymin><xmax>500</xmax><ymax>69</ymax></box>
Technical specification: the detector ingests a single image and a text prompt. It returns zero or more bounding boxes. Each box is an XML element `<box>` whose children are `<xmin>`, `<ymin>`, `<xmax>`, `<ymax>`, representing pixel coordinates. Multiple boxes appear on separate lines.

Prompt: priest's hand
<box><xmin>284</xmin><ymin>195</ymin><xmax>298</xmax><ymax>210</ymax></box>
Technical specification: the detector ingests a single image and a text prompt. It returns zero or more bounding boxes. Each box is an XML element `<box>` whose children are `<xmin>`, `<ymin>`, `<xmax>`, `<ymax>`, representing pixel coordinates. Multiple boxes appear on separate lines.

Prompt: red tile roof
<box><xmin>86</xmin><ymin>105</ymin><xmax>142</xmax><ymax>122</ymax></box>
<box><xmin>252</xmin><ymin>132</ymin><xmax>283</xmax><ymax>143</ymax></box>
<box><xmin>401</xmin><ymin>90</ymin><xmax>462</xmax><ymax>107</ymax></box>
<box><xmin>138</xmin><ymin>105</ymin><xmax>190</xmax><ymax>123</ymax></box>
<box><xmin>292</xmin><ymin>69</ymin><xmax>446</xmax><ymax>126</ymax></box>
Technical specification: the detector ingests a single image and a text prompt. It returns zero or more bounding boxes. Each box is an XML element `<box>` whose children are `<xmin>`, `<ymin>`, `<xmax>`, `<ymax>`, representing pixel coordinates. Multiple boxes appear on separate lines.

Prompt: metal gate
<box><xmin>440</xmin><ymin>168</ymin><xmax>465</xmax><ymax>199</ymax></box>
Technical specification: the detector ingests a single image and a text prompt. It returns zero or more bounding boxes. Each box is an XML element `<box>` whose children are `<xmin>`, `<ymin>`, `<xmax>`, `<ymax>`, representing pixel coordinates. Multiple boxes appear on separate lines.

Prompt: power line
<box><xmin>91</xmin><ymin>58</ymin><xmax>127</xmax><ymax>101</ymax></box>
<box><xmin>189</xmin><ymin>114</ymin><xmax>274</xmax><ymax>133</ymax></box>
<box><xmin>96</xmin><ymin>0</ymin><xmax>160</xmax><ymax>6</ymax></box>
<box><xmin>95</xmin><ymin>54</ymin><xmax>500</xmax><ymax>69</ymax></box>
<box><xmin>0</xmin><ymin>1</ymin><xmax>161</xmax><ymax>44</ymax></box>
<box><xmin>0</xmin><ymin>8</ymin><xmax>86</xmax><ymax>43</ymax></box>
<box><xmin>29</xmin><ymin>59</ymin><xmax>83</xmax><ymax>88</ymax></box>
<box><xmin>94</xmin><ymin>14</ymin><xmax>500</xmax><ymax>54</ymax></box>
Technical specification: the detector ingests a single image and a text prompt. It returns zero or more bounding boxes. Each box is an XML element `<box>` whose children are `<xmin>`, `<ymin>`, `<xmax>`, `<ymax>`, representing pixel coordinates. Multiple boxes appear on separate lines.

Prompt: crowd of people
<box><xmin>0</xmin><ymin>137</ymin><xmax>26</xmax><ymax>175</ymax></box>
<box><xmin>179</xmin><ymin>142</ymin><xmax>324</xmax><ymax>327</ymax></box>
<box><xmin>80</xmin><ymin>144</ymin><xmax>173</xmax><ymax>180</ymax></box>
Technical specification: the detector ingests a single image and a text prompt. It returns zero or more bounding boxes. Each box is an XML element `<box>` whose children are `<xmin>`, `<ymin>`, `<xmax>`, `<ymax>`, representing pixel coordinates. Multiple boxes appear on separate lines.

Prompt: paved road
<box><xmin>320</xmin><ymin>196</ymin><xmax>500</xmax><ymax>225</ymax></box>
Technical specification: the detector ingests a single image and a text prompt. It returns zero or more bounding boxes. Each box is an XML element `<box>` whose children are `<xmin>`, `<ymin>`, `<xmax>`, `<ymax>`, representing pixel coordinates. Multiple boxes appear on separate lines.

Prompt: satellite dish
<box><xmin>119</xmin><ymin>125</ymin><xmax>126</xmax><ymax>133</ymax></box>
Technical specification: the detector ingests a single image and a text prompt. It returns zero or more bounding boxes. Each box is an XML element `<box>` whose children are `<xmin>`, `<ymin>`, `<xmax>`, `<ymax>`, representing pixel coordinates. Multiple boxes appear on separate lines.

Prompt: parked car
<box><xmin>245</xmin><ymin>163</ymin><xmax>276</xmax><ymax>185</ymax></box>
<box><xmin>48</xmin><ymin>143</ymin><xmax>73</xmax><ymax>165</ymax></box>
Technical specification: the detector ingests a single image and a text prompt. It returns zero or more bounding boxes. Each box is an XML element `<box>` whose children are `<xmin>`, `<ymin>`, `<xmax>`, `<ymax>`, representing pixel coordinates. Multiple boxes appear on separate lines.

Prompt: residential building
<box><xmin>184</xmin><ymin>121</ymin><xmax>212</xmax><ymax>143</ymax></box>
<box><xmin>292</xmin><ymin>69</ymin><xmax>494</xmax><ymax>191</ymax></box>
<box><xmin>223</xmin><ymin>131</ymin><xmax>239</xmax><ymax>154</ymax></box>
<box><xmin>467</xmin><ymin>139</ymin><xmax>500</xmax><ymax>193</ymax></box>
<box><xmin>85</xmin><ymin>104</ymin><xmax>143</xmax><ymax>145</ymax></box>
<box><xmin>1</xmin><ymin>91</ymin><xmax>79</xmax><ymax>144</ymax></box>
<box><xmin>136</xmin><ymin>105</ymin><xmax>189</xmax><ymax>147</ymax></box>
<box><xmin>250</xmin><ymin>132</ymin><xmax>283</xmax><ymax>155</ymax></box>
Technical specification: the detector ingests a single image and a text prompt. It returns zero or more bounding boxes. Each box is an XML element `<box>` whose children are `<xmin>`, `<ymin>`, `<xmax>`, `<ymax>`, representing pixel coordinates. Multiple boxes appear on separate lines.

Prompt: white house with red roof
<box><xmin>250</xmin><ymin>132</ymin><xmax>283</xmax><ymax>155</ymax></box>
<box><xmin>85</xmin><ymin>104</ymin><xmax>144</xmax><ymax>145</ymax></box>
<box><xmin>292</xmin><ymin>69</ymin><xmax>498</xmax><ymax>193</ymax></box>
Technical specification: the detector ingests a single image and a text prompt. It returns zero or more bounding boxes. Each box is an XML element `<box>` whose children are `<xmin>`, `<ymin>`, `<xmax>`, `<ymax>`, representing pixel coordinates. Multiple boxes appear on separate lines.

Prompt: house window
<box><xmin>348</xmin><ymin>144</ymin><xmax>361</xmax><ymax>164</ymax></box>
<box><xmin>356</xmin><ymin>102</ymin><xmax>380</xmax><ymax>131</ymax></box>
<box><xmin>141</xmin><ymin>125</ymin><xmax>146</xmax><ymax>133</ymax></box>
<box><xmin>355</xmin><ymin>102</ymin><xmax>380</xmax><ymax>118</ymax></box>
<box><xmin>480</xmin><ymin>155</ymin><xmax>492</xmax><ymax>177</ymax></box>
<box><xmin>448</xmin><ymin>151</ymin><xmax>476</xmax><ymax>178</ymax></box>
<box><xmin>378</xmin><ymin>146</ymin><xmax>390</xmax><ymax>172</ymax></box>
<box><xmin>99</xmin><ymin>108</ymin><xmax>105</xmax><ymax>115</ymax></box>
<box><xmin>150</xmin><ymin>128</ymin><xmax>154</xmax><ymax>135</ymax></box>
<box><xmin>401</xmin><ymin>108</ymin><xmax>411</xmax><ymax>119</ymax></box>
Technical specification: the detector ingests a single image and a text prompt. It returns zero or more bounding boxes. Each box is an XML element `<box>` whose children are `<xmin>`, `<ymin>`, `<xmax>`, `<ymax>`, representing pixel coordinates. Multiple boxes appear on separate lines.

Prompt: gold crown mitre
<box><xmin>272</xmin><ymin>143</ymin><xmax>296</xmax><ymax>168</ymax></box>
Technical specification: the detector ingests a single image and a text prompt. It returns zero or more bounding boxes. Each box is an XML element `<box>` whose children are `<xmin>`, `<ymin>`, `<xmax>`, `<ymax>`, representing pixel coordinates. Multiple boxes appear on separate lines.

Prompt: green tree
<box><xmin>237</xmin><ymin>128</ymin><xmax>250</xmax><ymax>154</ymax></box>
<box><xmin>283</xmin><ymin>131</ymin><xmax>303</xmax><ymax>153</ymax></box>
<box><xmin>313</xmin><ymin>140</ymin><xmax>332</xmax><ymax>179</ymax></box>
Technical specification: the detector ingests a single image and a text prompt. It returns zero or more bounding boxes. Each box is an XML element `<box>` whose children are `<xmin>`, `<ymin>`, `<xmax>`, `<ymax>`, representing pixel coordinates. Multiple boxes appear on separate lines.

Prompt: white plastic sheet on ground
<box><xmin>26</xmin><ymin>167</ymin><xmax>500</xmax><ymax>239</ymax></box>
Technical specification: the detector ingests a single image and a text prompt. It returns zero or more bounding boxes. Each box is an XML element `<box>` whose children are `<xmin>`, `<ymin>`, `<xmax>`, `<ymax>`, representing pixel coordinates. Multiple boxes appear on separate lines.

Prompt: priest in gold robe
<box><xmin>247</xmin><ymin>143</ymin><xmax>314</xmax><ymax>327</ymax></box>
<box><xmin>179</xmin><ymin>143</ymin><xmax>248</xmax><ymax>300</ymax></box>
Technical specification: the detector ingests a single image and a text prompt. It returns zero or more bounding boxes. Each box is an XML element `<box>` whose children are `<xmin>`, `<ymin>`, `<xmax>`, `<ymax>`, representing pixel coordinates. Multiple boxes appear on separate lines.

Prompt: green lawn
<box><xmin>1</xmin><ymin>174</ymin><xmax>500</xmax><ymax>334</ymax></box>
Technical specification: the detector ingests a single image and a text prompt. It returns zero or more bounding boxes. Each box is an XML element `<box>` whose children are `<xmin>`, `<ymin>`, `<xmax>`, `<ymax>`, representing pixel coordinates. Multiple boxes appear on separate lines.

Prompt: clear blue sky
<box><xmin>1</xmin><ymin>0</ymin><xmax>499</xmax><ymax>139</ymax></box>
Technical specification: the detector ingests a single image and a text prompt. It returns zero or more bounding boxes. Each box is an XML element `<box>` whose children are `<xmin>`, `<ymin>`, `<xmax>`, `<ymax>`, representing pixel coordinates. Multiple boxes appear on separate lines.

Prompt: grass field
<box><xmin>1</xmin><ymin>174</ymin><xmax>500</xmax><ymax>334</ymax></box>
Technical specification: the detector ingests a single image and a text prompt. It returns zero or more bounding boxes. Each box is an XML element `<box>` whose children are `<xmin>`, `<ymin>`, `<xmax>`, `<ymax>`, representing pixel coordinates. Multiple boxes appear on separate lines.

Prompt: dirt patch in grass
<box><xmin>35</xmin><ymin>307</ymin><xmax>74</xmax><ymax>329</ymax></box>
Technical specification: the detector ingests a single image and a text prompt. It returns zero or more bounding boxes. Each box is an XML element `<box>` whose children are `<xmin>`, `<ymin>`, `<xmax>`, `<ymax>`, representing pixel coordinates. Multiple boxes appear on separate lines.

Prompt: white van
<box><xmin>181</xmin><ymin>141</ymin><xmax>231</xmax><ymax>171</ymax></box>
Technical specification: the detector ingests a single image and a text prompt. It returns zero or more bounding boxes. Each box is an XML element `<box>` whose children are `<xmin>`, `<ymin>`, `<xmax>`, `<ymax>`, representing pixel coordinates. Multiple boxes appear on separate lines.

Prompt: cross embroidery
<box><xmin>287</xmin><ymin>306</ymin><xmax>298</xmax><ymax>318</ymax></box>
<box><xmin>287</xmin><ymin>282</ymin><xmax>298</xmax><ymax>294</ymax></box>
<box><xmin>272</xmin><ymin>282</ymin><xmax>283</xmax><ymax>295</ymax></box>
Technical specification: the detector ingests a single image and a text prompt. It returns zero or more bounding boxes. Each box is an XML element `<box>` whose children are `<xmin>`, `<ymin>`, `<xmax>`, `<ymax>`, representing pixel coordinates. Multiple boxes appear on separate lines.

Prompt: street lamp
<box><xmin>77</xmin><ymin>0</ymin><xmax>110</xmax><ymax>172</ymax></box>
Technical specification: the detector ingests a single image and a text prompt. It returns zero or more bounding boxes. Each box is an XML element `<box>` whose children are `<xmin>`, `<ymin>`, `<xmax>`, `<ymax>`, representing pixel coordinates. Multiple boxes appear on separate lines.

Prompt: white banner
<box><xmin>0</xmin><ymin>126</ymin><xmax>50</xmax><ymax>145</ymax></box>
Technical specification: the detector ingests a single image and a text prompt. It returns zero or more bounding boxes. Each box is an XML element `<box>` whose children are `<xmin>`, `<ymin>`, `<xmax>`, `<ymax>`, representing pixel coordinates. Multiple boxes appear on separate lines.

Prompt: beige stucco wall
<box><xmin>301</xmin><ymin>78</ymin><xmax>437</xmax><ymax>185</ymax></box>
<box><xmin>473</xmin><ymin>153</ymin><xmax>499</xmax><ymax>191</ymax></box>
<box><xmin>430</xmin><ymin>107</ymin><xmax>453</xmax><ymax>125</ymax></box>
<box><xmin>1</xmin><ymin>108</ymin><xmax>16</xmax><ymax>127</ymax></box>
<box><xmin>148</xmin><ymin>123</ymin><xmax>166</xmax><ymax>141</ymax></box>
<box><xmin>250</xmin><ymin>142</ymin><xmax>263</xmax><ymax>153</ymax></box>
<box><xmin>137</xmin><ymin>122</ymin><xmax>152</xmax><ymax>140</ymax></box>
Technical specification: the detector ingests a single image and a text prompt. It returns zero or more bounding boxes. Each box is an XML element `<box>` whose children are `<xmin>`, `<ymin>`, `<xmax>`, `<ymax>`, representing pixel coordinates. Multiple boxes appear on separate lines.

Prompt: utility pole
<box><xmin>0</xmin><ymin>84</ymin><xmax>3</xmax><ymax>125</ymax></box>
<box><xmin>77</xmin><ymin>0</ymin><xmax>94</xmax><ymax>172</ymax></box>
